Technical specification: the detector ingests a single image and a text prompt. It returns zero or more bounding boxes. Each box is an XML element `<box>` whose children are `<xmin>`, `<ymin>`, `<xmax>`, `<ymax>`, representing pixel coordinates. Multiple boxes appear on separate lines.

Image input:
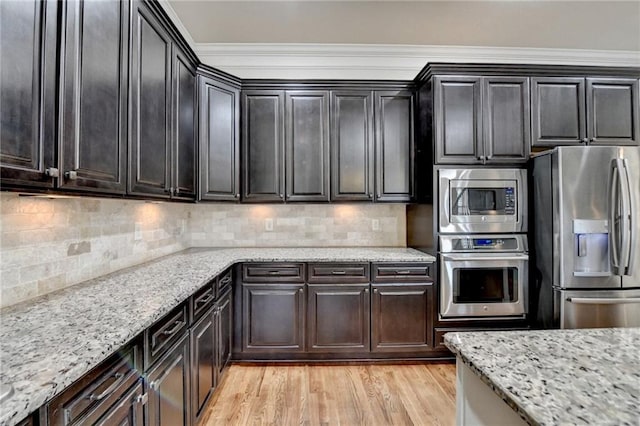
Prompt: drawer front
<box><xmin>307</xmin><ymin>263</ymin><xmax>370</xmax><ymax>283</ymax></box>
<box><xmin>372</xmin><ymin>263</ymin><xmax>433</xmax><ymax>283</ymax></box>
<box><xmin>47</xmin><ymin>342</ymin><xmax>141</xmax><ymax>426</ymax></box>
<box><xmin>242</xmin><ymin>263</ymin><xmax>305</xmax><ymax>283</ymax></box>
<box><xmin>191</xmin><ymin>282</ymin><xmax>215</xmax><ymax>324</ymax></box>
<box><xmin>217</xmin><ymin>268</ymin><xmax>233</xmax><ymax>295</ymax></box>
<box><xmin>145</xmin><ymin>301</ymin><xmax>189</xmax><ymax>368</ymax></box>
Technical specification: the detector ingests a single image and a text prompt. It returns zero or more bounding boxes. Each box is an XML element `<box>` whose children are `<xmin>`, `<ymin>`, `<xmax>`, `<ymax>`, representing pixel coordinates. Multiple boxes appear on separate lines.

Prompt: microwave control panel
<box><xmin>505</xmin><ymin>187</ymin><xmax>516</xmax><ymax>215</ymax></box>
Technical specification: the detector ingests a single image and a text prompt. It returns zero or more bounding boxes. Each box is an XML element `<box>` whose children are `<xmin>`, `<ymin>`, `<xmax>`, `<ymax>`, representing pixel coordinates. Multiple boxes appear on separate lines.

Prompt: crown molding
<box><xmin>155</xmin><ymin>0</ymin><xmax>196</xmax><ymax>50</ymax></box>
<box><xmin>195</xmin><ymin>43</ymin><xmax>640</xmax><ymax>80</ymax></box>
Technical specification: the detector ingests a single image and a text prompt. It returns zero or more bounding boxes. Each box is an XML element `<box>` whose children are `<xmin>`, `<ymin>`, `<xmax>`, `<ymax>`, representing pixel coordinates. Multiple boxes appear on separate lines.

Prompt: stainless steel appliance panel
<box><xmin>438</xmin><ymin>168</ymin><xmax>527</xmax><ymax>234</ymax></box>
<box><xmin>618</xmin><ymin>148</ymin><xmax>640</xmax><ymax>288</ymax></box>
<box><xmin>558</xmin><ymin>288</ymin><xmax>640</xmax><ymax>328</ymax></box>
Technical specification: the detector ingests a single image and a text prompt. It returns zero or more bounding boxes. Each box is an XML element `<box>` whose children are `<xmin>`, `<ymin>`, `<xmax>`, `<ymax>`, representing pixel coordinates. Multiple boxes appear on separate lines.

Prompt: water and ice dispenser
<box><xmin>573</xmin><ymin>219</ymin><xmax>610</xmax><ymax>276</ymax></box>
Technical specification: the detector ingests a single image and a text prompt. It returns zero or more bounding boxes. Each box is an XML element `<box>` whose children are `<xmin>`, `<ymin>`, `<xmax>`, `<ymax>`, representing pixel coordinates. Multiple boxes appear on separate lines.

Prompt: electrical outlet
<box><xmin>372</xmin><ymin>219</ymin><xmax>380</xmax><ymax>231</ymax></box>
<box><xmin>265</xmin><ymin>218</ymin><xmax>274</xmax><ymax>231</ymax></box>
<box><xmin>134</xmin><ymin>222</ymin><xmax>142</xmax><ymax>241</ymax></box>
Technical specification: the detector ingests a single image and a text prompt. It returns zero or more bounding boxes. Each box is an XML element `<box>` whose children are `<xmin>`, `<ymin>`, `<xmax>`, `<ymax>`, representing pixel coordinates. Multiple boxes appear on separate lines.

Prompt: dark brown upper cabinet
<box><xmin>242</xmin><ymin>90</ymin><xmax>286</xmax><ymax>202</ymax></box>
<box><xmin>171</xmin><ymin>48</ymin><xmax>197</xmax><ymax>200</ymax></box>
<box><xmin>375</xmin><ymin>90</ymin><xmax>415</xmax><ymax>201</ymax></box>
<box><xmin>0</xmin><ymin>0</ymin><xmax>58</xmax><ymax>188</ymax></box>
<box><xmin>58</xmin><ymin>0</ymin><xmax>129</xmax><ymax>194</ymax></box>
<box><xmin>199</xmin><ymin>77</ymin><xmax>240</xmax><ymax>201</ymax></box>
<box><xmin>330</xmin><ymin>91</ymin><xmax>374</xmax><ymax>201</ymax></box>
<box><xmin>532</xmin><ymin>77</ymin><xmax>638</xmax><ymax>147</ymax></box>
<box><xmin>285</xmin><ymin>91</ymin><xmax>330</xmax><ymax>201</ymax></box>
<box><xmin>129</xmin><ymin>1</ymin><xmax>172</xmax><ymax>198</ymax></box>
<box><xmin>434</xmin><ymin>76</ymin><xmax>530</xmax><ymax>165</ymax></box>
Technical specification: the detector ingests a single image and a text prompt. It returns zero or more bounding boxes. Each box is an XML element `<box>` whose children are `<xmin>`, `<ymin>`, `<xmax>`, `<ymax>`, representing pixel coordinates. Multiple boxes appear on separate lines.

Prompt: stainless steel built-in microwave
<box><xmin>438</xmin><ymin>168</ymin><xmax>527</xmax><ymax>234</ymax></box>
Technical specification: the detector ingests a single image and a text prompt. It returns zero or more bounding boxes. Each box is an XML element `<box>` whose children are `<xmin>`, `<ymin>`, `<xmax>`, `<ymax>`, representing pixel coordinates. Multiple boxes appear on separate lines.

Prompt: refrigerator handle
<box><xmin>621</xmin><ymin>159</ymin><xmax>634</xmax><ymax>275</ymax></box>
<box><xmin>609</xmin><ymin>160</ymin><xmax>621</xmax><ymax>274</ymax></box>
<box><xmin>610</xmin><ymin>158</ymin><xmax>632</xmax><ymax>276</ymax></box>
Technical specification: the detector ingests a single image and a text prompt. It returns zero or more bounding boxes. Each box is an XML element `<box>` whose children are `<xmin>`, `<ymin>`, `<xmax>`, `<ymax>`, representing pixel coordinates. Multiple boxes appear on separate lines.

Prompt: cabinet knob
<box><xmin>590</xmin><ymin>137</ymin><xmax>596</xmax><ymax>143</ymax></box>
<box><xmin>175</xmin><ymin>188</ymin><xmax>180</xmax><ymax>195</ymax></box>
<box><xmin>135</xmin><ymin>393</ymin><xmax>148</xmax><ymax>406</ymax></box>
<box><xmin>149</xmin><ymin>381</ymin><xmax>158</xmax><ymax>391</ymax></box>
<box><xmin>581</xmin><ymin>138</ymin><xmax>589</xmax><ymax>144</ymax></box>
<box><xmin>235</xmin><ymin>193</ymin><xmax>240</xmax><ymax>199</ymax></box>
<box><xmin>45</xmin><ymin>167</ymin><xmax>59</xmax><ymax>178</ymax></box>
<box><xmin>64</xmin><ymin>171</ymin><xmax>78</xmax><ymax>180</ymax></box>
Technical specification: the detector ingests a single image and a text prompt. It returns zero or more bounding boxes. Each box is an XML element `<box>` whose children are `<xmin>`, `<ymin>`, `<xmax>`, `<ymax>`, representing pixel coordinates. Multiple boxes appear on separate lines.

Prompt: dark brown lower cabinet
<box><xmin>95</xmin><ymin>381</ymin><xmax>144</xmax><ymax>425</ymax></box>
<box><xmin>307</xmin><ymin>283</ymin><xmax>370</xmax><ymax>352</ymax></box>
<box><xmin>190</xmin><ymin>307</ymin><xmax>215</xmax><ymax>425</ymax></box>
<box><xmin>217</xmin><ymin>289</ymin><xmax>233</xmax><ymax>374</ymax></box>
<box><xmin>147</xmin><ymin>334</ymin><xmax>190</xmax><ymax>426</ymax></box>
<box><xmin>241</xmin><ymin>283</ymin><xmax>305</xmax><ymax>352</ymax></box>
<box><xmin>371</xmin><ymin>283</ymin><xmax>433</xmax><ymax>352</ymax></box>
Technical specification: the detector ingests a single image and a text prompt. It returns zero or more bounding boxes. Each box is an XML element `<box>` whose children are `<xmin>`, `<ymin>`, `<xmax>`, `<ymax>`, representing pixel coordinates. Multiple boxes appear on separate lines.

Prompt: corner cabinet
<box><xmin>433</xmin><ymin>76</ymin><xmax>530</xmax><ymax>165</ymax></box>
<box><xmin>199</xmin><ymin>76</ymin><xmax>241</xmax><ymax>201</ymax></box>
<box><xmin>532</xmin><ymin>77</ymin><xmax>639</xmax><ymax>147</ymax></box>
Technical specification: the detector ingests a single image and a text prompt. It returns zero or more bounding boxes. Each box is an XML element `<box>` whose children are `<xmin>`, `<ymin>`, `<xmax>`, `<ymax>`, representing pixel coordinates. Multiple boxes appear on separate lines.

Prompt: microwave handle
<box><xmin>441</xmin><ymin>254</ymin><xmax>529</xmax><ymax>262</ymax></box>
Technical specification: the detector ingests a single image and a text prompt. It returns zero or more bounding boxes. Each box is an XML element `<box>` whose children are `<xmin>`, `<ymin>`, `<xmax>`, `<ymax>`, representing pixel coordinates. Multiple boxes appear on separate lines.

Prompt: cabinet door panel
<box><xmin>483</xmin><ymin>77</ymin><xmax>530</xmax><ymax>162</ymax></box>
<box><xmin>217</xmin><ymin>290</ymin><xmax>233</xmax><ymax>374</ymax></box>
<box><xmin>375</xmin><ymin>90</ymin><xmax>414</xmax><ymax>201</ymax></box>
<box><xmin>199</xmin><ymin>78</ymin><xmax>240</xmax><ymax>201</ymax></box>
<box><xmin>147</xmin><ymin>335</ymin><xmax>190</xmax><ymax>426</ymax></box>
<box><xmin>59</xmin><ymin>0</ymin><xmax>128</xmax><ymax>193</ymax></box>
<box><xmin>330</xmin><ymin>91</ymin><xmax>374</xmax><ymax>201</ymax></box>
<box><xmin>0</xmin><ymin>0</ymin><xmax>57</xmax><ymax>187</ymax></box>
<box><xmin>587</xmin><ymin>78</ymin><xmax>639</xmax><ymax>146</ymax></box>
<box><xmin>371</xmin><ymin>283</ymin><xmax>433</xmax><ymax>352</ymax></box>
<box><xmin>242</xmin><ymin>283</ymin><xmax>304</xmax><ymax>352</ymax></box>
<box><xmin>433</xmin><ymin>76</ymin><xmax>482</xmax><ymax>164</ymax></box>
<box><xmin>190</xmin><ymin>308</ymin><xmax>215</xmax><ymax>424</ymax></box>
<box><xmin>95</xmin><ymin>381</ymin><xmax>144</xmax><ymax>426</ymax></box>
<box><xmin>173</xmin><ymin>51</ymin><xmax>196</xmax><ymax>199</ymax></box>
<box><xmin>285</xmin><ymin>91</ymin><xmax>330</xmax><ymax>201</ymax></box>
<box><xmin>531</xmin><ymin>77</ymin><xmax>586</xmax><ymax>146</ymax></box>
<box><xmin>307</xmin><ymin>284</ymin><xmax>370</xmax><ymax>352</ymax></box>
<box><xmin>242</xmin><ymin>90</ymin><xmax>285</xmax><ymax>201</ymax></box>
<box><xmin>129</xmin><ymin>4</ymin><xmax>171</xmax><ymax>197</ymax></box>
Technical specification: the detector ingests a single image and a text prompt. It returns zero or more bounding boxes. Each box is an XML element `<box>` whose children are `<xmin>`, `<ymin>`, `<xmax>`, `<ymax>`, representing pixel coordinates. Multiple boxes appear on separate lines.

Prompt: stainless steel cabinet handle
<box><xmin>45</xmin><ymin>167</ymin><xmax>59</xmax><ymax>178</ymax></box>
<box><xmin>175</xmin><ymin>188</ymin><xmax>180</xmax><ymax>195</ymax></box>
<box><xmin>87</xmin><ymin>372</ymin><xmax>124</xmax><ymax>401</ymax></box>
<box><xmin>149</xmin><ymin>381</ymin><xmax>158</xmax><ymax>391</ymax></box>
<box><xmin>395</xmin><ymin>270</ymin><xmax>412</xmax><ymax>275</ymax></box>
<box><xmin>331</xmin><ymin>270</ymin><xmax>346</xmax><ymax>275</ymax></box>
<box><xmin>442</xmin><ymin>254</ymin><xmax>529</xmax><ymax>262</ymax></box>
<box><xmin>135</xmin><ymin>393</ymin><xmax>148</xmax><ymax>406</ymax></box>
<box><xmin>567</xmin><ymin>297</ymin><xmax>640</xmax><ymax>305</ymax></box>
<box><xmin>581</xmin><ymin>138</ymin><xmax>589</xmax><ymax>144</ymax></box>
<box><xmin>196</xmin><ymin>294</ymin><xmax>214</xmax><ymax>306</ymax></box>
<box><xmin>161</xmin><ymin>320</ymin><xmax>185</xmax><ymax>336</ymax></box>
<box><xmin>64</xmin><ymin>171</ymin><xmax>78</xmax><ymax>180</ymax></box>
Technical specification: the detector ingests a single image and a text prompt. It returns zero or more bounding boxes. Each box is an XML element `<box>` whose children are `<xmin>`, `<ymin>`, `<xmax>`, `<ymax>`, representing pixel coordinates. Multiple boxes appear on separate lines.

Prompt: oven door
<box><xmin>440</xmin><ymin>253</ymin><xmax>528</xmax><ymax>319</ymax></box>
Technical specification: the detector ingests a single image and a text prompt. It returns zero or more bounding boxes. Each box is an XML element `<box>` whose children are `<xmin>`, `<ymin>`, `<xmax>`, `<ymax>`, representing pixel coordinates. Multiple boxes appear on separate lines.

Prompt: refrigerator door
<box><xmin>621</xmin><ymin>147</ymin><xmax>640</xmax><ymax>288</ymax></box>
<box><xmin>556</xmin><ymin>147</ymin><xmax>621</xmax><ymax>289</ymax></box>
<box><xmin>558</xmin><ymin>288</ymin><xmax>640</xmax><ymax>328</ymax></box>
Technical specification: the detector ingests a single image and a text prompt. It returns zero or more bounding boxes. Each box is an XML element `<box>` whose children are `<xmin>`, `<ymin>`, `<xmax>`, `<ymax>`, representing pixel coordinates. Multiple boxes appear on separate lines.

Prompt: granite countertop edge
<box><xmin>0</xmin><ymin>247</ymin><xmax>434</xmax><ymax>426</ymax></box>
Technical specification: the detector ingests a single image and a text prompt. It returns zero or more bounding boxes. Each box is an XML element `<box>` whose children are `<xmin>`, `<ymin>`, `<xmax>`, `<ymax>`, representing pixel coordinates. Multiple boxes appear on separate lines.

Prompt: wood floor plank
<box><xmin>202</xmin><ymin>362</ymin><xmax>456</xmax><ymax>426</ymax></box>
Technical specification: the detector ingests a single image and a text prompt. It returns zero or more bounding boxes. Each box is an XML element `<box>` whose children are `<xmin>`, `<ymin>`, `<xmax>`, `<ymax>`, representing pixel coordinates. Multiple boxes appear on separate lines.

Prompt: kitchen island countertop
<box><xmin>0</xmin><ymin>247</ymin><xmax>434</xmax><ymax>426</ymax></box>
<box><xmin>444</xmin><ymin>327</ymin><xmax>640</xmax><ymax>425</ymax></box>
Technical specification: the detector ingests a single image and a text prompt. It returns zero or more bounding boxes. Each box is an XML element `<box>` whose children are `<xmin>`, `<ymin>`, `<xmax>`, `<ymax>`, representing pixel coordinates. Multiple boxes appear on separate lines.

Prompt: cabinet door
<box><xmin>330</xmin><ymin>91</ymin><xmax>374</xmax><ymax>201</ymax></box>
<box><xmin>241</xmin><ymin>283</ymin><xmax>305</xmax><ymax>352</ymax></box>
<box><xmin>129</xmin><ymin>2</ymin><xmax>172</xmax><ymax>197</ymax></box>
<box><xmin>531</xmin><ymin>77</ymin><xmax>586</xmax><ymax>146</ymax></box>
<box><xmin>217</xmin><ymin>290</ymin><xmax>233</xmax><ymax>375</ymax></box>
<box><xmin>242</xmin><ymin>90</ymin><xmax>285</xmax><ymax>202</ymax></box>
<box><xmin>0</xmin><ymin>0</ymin><xmax>57</xmax><ymax>187</ymax></box>
<box><xmin>199</xmin><ymin>77</ymin><xmax>240</xmax><ymax>201</ymax></box>
<box><xmin>147</xmin><ymin>334</ymin><xmax>190</xmax><ymax>426</ymax></box>
<box><xmin>433</xmin><ymin>76</ymin><xmax>482</xmax><ymax>164</ymax></box>
<box><xmin>95</xmin><ymin>381</ymin><xmax>144</xmax><ymax>426</ymax></box>
<box><xmin>482</xmin><ymin>77</ymin><xmax>530</xmax><ymax>163</ymax></box>
<box><xmin>586</xmin><ymin>78</ymin><xmax>639</xmax><ymax>146</ymax></box>
<box><xmin>58</xmin><ymin>0</ymin><xmax>128</xmax><ymax>193</ymax></box>
<box><xmin>172</xmin><ymin>49</ymin><xmax>196</xmax><ymax>199</ymax></box>
<box><xmin>371</xmin><ymin>283</ymin><xmax>433</xmax><ymax>352</ymax></box>
<box><xmin>375</xmin><ymin>90</ymin><xmax>415</xmax><ymax>201</ymax></box>
<box><xmin>307</xmin><ymin>284</ymin><xmax>370</xmax><ymax>352</ymax></box>
<box><xmin>190</xmin><ymin>307</ymin><xmax>215</xmax><ymax>425</ymax></box>
<box><xmin>285</xmin><ymin>91</ymin><xmax>330</xmax><ymax>201</ymax></box>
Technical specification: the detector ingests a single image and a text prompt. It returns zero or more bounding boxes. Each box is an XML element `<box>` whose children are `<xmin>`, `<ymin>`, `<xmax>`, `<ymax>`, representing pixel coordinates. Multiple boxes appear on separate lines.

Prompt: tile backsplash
<box><xmin>0</xmin><ymin>193</ymin><xmax>406</xmax><ymax>307</ymax></box>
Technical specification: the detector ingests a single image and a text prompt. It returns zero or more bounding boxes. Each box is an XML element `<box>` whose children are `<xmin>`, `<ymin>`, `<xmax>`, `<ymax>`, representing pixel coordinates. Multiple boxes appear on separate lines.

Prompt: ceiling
<box><xmin>169</xmin><ymin>1</ymin><xmax>640</xmax><ymax>51</ymax></box>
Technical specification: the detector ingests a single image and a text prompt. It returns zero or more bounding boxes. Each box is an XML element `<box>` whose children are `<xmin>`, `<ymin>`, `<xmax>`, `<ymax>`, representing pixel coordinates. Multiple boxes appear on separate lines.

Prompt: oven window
<box><xmin>451</xmin><ymin>188</ymin><xmax>510</xmax><ymax>215</ymax></box>
<box><xmin>453</xmin><ymin>268</ymin><xmax>518</xmax><ymax>303</ymax></box>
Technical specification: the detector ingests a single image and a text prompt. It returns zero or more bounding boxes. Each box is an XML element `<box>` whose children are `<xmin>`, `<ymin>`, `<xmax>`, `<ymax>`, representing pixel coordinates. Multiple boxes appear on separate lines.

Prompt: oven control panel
<box><xmin>453</xmin><ymin>237</ymin><xmax>519</xmax><ymax>251</ymax></box>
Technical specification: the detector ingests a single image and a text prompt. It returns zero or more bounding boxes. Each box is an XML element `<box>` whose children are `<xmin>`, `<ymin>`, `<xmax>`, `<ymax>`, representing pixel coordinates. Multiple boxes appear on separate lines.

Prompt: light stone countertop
<box><xmin>0</xmin><ymin>247</ymin><xmax>434</xmax><ymax>426</ymax></box>
<box><xmin>444</xmin><ymin>328</ymin><xmax>640</xmax><ymax>426</ymax></box>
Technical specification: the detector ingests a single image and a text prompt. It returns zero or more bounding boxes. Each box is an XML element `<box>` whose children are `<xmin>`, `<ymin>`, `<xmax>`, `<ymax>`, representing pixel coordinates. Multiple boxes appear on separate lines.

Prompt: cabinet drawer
<box><xmin>190</xmin><ymin>281</ymin><xmax>215</xmax><ymax>324</ymax></box>
<box><xmin>242</xmin><ymin>263</ymin><xmax>305</xmax><ymax>282</ymax></box>
<box><xmin>217</xmin><ymin>268</ymin><xmax>233</xmax><ymax>294</ymax></box>
<box><xmin>372</xmin><ymin>263</ymin><xmax>433</xmax><ymax>282</ymax></box>
<box><xmin>145</xmin><ymin>301</ymin><xmax>189</xmax><ymax>368</ymax></box>
<box><xmin>307</xmin><ymin>263</ymin><xmax>370</xmax><ymax>283</ymax></box>
<box><xmin>47</xmin><ymin>342</ymin><xmax>142</xmax><ymax>426</ymax></box>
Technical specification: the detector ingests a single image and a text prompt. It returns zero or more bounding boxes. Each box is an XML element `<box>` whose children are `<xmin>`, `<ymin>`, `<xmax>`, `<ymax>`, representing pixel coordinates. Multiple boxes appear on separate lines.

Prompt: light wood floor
<box><xmin>201</xmin><ymin>362</ymin><xmax>456</xmax><ymax>426</ymax></box>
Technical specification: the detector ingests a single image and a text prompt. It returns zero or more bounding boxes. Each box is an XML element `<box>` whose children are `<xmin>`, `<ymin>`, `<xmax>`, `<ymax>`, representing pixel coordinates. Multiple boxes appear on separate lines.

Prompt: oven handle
<box><xmin>442</xmin><ymin>254</ymin><xmax>529</xmax><ymax>262</ymax></box>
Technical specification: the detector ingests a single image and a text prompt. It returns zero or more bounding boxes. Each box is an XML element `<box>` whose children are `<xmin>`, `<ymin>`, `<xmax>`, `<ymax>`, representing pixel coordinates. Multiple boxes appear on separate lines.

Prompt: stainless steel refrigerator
<box><xmin>531</xmin><ymin>146</ymin><xmax>640</xmax><ymax>328</ymax></box>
